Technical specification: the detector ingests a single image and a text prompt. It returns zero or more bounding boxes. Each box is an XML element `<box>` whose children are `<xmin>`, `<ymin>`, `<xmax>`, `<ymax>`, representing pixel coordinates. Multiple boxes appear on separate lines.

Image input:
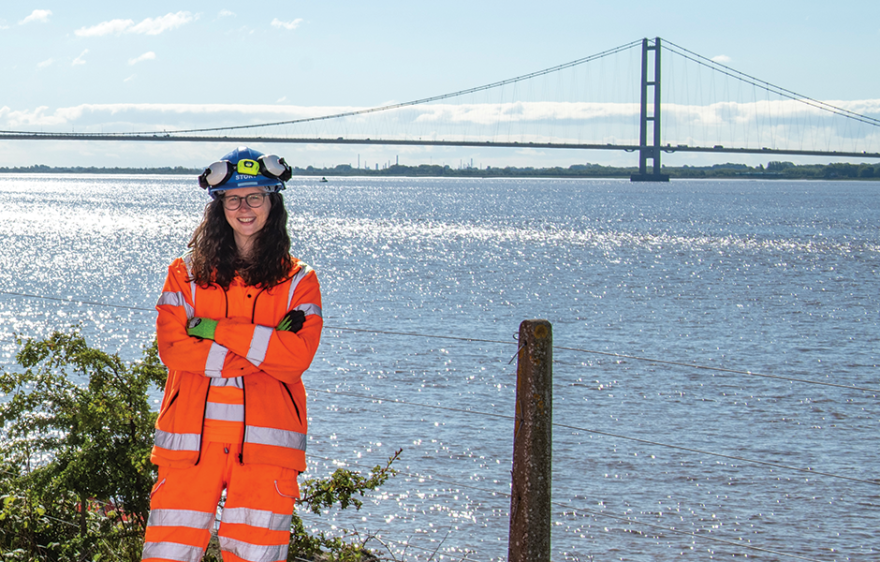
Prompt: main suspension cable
<box><xmin>0</xmin><ymin>41</ymin><xmax>643</xmax><ymax>138</ymax></box>
<box><xmin>661</xmin><ymin>38</ymin><xmax>880</xmax><ymax>129</ymax></box>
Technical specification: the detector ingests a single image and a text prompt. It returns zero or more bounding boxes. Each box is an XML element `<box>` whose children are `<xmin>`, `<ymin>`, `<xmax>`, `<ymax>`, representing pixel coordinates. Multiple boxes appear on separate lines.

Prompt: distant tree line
<box><xmin>2</xmin><ymin>161</ymin><xmax>879</xmax><ymax>180</ymax></box>
<box><xmin>671</xmin><ymin>161</ymin><xmax>880</xmax><ymax>180</ymax></box>
<box><xmin>0</xmin><ymin>165</ymin><xmax>201</xmax><ymax>175</ymax></box>
<box><xmin>296</xmin><ymin>161</ymin><xmax>880</xmax><ymax>179</ymax></box>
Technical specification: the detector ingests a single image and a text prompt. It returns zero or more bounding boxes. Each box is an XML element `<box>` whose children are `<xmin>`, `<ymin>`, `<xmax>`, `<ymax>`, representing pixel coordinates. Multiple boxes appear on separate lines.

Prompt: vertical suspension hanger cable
<box><xmin>768</xmin><ymin>80</ymin><xmax>776</xmax><ymax>149</ymax></box>
<box><xmin>665</xmin><ymin>47</ymin><xmax>675</xmax><ymax>146</ymax></box>
<box><xmin>554</xmin><ymin>63</ymin><xmax>565</xmax><ymax>145</ymax></box>
<box><xmin>710</xmin><ymin>56</ymin><xmax>720</xmax><ymax>150</ymax></box>
<box><xmin>696</xmin><ymin>52</ymin><xmax>706</xmax><ymax>148</ymax></box>
<box><xmin>492</xmin><ymin>82</ymin><xmax>506</xmax><ymax>144</ymax></box>
<box><xmin>506</xmin><ymin>81</ymin><xmax>518</xmax><ymax>144</ymax></box>
<box><xmin>684</xmin><ymin>47</ymin><xmax>693</xmax><ymax>146</ymax></box>
<box><xmin>568</xmin><ymin>60</ymin><xmax>578</xmax><ymax>145</ymax></box>
<box><xmin>630</xmin><ymin>45</ymin><xmax>640</xmax><ymax>146</ymax></box>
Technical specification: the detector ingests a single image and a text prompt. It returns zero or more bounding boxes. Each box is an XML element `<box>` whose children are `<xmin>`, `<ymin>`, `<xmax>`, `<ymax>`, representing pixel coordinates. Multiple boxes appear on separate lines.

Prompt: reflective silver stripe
<box><xmin>210</xmin><ymin>376</ymin><xmax>243</xmax><ymax>389</ymax></box>
<box><xmin>142</xmin><ymin>541</ymin><xmax>204</xmax><ymax>562</ymax></box>
<box><xmin>147</xmin><ymin>508</ymin><xmax>215</xmax><ymax>529</ymax></box>
<box><xmin>218</xmin><ymin>536</ymin><xmax>288</xmax><ymax>562</ymax></box>
<box><xmin>156</xmin><ymin>291</ymin><xmax>195</xmax><ymax>318</ymax></box>
<box><xmin>286</xmin><ymin>262</ymin><xmax>313</xmax><ymax>309</ymax></box>
<box><xmin>205</xmin><ymin>343</ymin><xmax>228</xmax><ymax>377</ymax></box>
<box><xmin>244</xmin><ymin>426</ymin><xmax>307</xmax><ymax>452</ymax></box>
<box><xmin>246</xmin><ymin>325</ymin><xmax>273</xmax><ymax>367</ymax></box>
<box><xmin>156</xmin><ymin>291</ymin><xmax>184</xmax><ymax>307</ymax></box>
<box><xmin>154</xmin><ymin>429</ymin><xmax>201</xmax><ymax>452</ymax></box>
<box><xmin>295</xmin><ymin>303</ymin><xmax>323</xmax><ymax>319</ymax></box>
<box><xmin>205</xmin><ymin>402</ymin><xmax>244</xmax><ymax>422</ymax></box>
<box><xmin>221</xmin><ymin>507</ymin><xmax>292</xmax><ymax>532</ymax></box>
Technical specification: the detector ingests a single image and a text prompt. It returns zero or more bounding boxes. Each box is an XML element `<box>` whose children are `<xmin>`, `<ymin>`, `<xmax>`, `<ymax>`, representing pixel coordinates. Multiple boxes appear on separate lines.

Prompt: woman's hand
<box><xmin>187</xmin><ymin>317</ymin><xmax>218</xmax><ymax>340</ymax></box>
<box><xmin>276</xmin><ymin>310</ymin><xmax>306</xmax><ymax>333</ymax></box>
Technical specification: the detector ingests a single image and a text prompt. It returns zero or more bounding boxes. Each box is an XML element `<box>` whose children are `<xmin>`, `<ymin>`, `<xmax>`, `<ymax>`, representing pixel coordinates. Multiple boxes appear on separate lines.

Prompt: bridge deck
<box><xmin>1</xmin><ymin>134</ymin><xmax>878</xmax><ymax>160</ymax></box>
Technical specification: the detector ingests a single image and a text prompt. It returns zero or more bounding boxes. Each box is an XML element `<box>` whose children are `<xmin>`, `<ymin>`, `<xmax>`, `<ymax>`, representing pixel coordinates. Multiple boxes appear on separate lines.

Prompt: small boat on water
<box><xmin>320</xmin><ymin>177</ymin><xmax>328</xmax><ymax>182</ymax></box>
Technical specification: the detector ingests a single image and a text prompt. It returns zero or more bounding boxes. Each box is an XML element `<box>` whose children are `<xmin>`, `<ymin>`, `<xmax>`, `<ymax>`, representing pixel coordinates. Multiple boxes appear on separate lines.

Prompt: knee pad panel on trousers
<box><xmin>143</xmin><ymin>448</ymin><xmax>227</xmax><ymax>561</ymax></box>
<box><xmin>218</xmin><ymin>464</ymin><xmax>298</xmax><ymax>561</ymax></box>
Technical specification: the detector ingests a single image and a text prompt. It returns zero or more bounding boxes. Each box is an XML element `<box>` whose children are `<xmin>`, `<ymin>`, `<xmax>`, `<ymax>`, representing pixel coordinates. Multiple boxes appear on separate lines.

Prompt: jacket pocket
<box><xmin>274</xmin><ymin>467</ymin><xmax>300</xmax><ymax>499</ymax></box>
<box><xmin>156</xmin><ymin>389</ymin><xmax>180</xmax><ymax>425</ymax></box>
<box><xmin>282</xmin><ymin>382</ymin><xmax>303</xmax><ymax>425</ymax></box>
<box><xmin>149</xmin><ymin>477</ymin><xmax>167</xmax><ymax>499</ymax></box>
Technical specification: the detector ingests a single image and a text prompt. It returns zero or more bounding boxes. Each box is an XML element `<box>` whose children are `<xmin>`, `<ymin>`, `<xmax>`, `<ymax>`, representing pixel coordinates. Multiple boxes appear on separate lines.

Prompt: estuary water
<box><xmin>0</xmin><ymin>174</ymin><xmax>876</xmax><ymax>561</ymax></box>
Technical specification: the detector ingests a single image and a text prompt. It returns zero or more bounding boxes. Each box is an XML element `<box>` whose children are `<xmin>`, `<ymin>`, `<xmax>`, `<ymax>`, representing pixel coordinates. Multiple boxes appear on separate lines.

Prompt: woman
<box><xmin>142</xmin><ymin>147</ymin><xmax>323</xmax><ymax>562</ymax></box>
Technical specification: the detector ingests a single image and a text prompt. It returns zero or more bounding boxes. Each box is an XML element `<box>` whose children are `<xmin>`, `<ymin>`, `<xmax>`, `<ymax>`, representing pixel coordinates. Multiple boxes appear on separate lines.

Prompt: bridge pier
<box><xmin>631</xmin><ymin>37</ymin><xmax>669</xmax><ymax>182</ymax></box>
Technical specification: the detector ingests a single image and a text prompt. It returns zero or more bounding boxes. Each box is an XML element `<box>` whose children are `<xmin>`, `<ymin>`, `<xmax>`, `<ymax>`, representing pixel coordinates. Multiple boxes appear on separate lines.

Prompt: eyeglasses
<box><xmin>221</xmin><ymin>192</ymin><xmax>269</xmax><ymax>211</ymax></box>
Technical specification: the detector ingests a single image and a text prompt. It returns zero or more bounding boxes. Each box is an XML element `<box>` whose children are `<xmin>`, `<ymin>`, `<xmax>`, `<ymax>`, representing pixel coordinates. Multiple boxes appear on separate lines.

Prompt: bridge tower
<box><xmin>631</xmin><ymin>37</ymin><xmax>670</xmax><ymax>182</ymax></box>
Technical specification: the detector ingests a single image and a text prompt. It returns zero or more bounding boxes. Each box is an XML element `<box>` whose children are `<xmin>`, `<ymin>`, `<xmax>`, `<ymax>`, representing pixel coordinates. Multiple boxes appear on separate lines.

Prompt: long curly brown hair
<box><xmin>188</xmin><ymin>192</ymin><xmax>292</xmax><ymax>289</ymax></box>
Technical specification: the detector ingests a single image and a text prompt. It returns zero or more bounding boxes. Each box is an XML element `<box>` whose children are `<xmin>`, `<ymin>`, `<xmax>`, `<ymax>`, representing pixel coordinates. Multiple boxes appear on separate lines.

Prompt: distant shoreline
<box><xmin>1</xmin><ymin>161</ymin><xmax>878</xmax><ymax>181</ymax></box>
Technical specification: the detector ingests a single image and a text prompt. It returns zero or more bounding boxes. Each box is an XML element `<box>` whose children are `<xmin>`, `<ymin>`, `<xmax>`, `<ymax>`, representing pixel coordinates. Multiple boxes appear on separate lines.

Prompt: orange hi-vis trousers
<box><xmin>142</xmin><ymin>442</ymin><xmax>300</xmax><ymax>562</ymax></box>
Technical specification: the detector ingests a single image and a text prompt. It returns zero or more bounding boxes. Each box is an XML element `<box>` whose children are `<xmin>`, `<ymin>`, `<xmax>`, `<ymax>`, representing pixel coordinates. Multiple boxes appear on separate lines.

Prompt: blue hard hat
<box><xmin>198</xmin><ymin>146</ymin><xmax>292</xmax><ymax>198</ymax></box>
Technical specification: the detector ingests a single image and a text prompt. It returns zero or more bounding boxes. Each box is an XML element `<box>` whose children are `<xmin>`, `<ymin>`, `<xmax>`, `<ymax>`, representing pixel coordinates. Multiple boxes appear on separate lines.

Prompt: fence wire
<box><xmin>0</xmin><ymin>288</ymin><xmax>875</xmax><ymax>561</ymax></box>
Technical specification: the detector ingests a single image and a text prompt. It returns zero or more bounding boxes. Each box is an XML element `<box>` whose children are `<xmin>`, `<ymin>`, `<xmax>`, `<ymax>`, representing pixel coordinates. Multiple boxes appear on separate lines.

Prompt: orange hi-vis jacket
<box><xmin>151</xmin><ymin>255</ymin><xmax>322</xmax><ymax>472</ymax></box>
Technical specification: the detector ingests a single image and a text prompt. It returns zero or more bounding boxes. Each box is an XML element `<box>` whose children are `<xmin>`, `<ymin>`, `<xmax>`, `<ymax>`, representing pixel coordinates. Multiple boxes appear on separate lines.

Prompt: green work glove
<box><xmin>276</xmin><ymin>310</ymin><xmax>306</xmax><ymax>333</ymax></box>
<box><xmin>187</xmin><ymin>317</ymin><xmax>218</xmax><ymax>340</ymax></box>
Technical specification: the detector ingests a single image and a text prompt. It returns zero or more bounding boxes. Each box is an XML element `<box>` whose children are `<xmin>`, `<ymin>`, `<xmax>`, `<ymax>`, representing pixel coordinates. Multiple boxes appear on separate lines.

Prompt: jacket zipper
<box><xmin>251</xmin><ymin>286</ymin><xmax>268</xmax><ymax>323</ymax></box>
<box><xmin>195</xmin><ymin>384</ymin><xmax>210</xmax><ymax>465</ymax></box>
<box><xmin>283</xmin><ymin>382</ymin><xmax>302</xmax><ymax>424</ymax></box>
<box><xmin>158</xmin><ymin>389</ymin><xmax>180</xmax><ymax>422</ymax></box>
<box><xmin>241</xmin><ymin>283</ymin><xmax>268</xmax><ymax>464</ymax></box>
<box><xmin>239</xmin><ymin>381</ymin><xmax>247</xmax><ymax>464</ymax></box>
<box><xmin>196</xmin><ymin>283</ymin><xmax>227</xmax><ymax>466</ymax></box>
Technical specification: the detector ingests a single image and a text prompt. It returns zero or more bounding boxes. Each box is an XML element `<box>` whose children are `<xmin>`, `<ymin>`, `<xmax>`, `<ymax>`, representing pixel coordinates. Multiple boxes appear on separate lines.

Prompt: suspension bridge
<box><xmin>3</xmin><ymin>37</ymin><xmax>880</xmax><ymax>180</ymax></box>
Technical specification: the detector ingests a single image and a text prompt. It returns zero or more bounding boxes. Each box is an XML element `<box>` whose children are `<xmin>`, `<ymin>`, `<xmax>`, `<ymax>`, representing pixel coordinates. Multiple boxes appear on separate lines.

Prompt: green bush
<box><xmin>0</xmin><ymin>329</ymin><xmax>163</xmax><ymax>560</ymax></box>
<box><xmin>0</xmin><ymin>328</ymin><xmax>398</xmax><ymax>561</ymax></box>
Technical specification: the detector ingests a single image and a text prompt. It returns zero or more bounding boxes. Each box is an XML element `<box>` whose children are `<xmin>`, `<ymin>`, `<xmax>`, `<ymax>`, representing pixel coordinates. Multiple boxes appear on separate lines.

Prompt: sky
<box><xmin>3</xmin><ymin>1</ymin><xmax>880</xmax><ymax>170</ymax></box>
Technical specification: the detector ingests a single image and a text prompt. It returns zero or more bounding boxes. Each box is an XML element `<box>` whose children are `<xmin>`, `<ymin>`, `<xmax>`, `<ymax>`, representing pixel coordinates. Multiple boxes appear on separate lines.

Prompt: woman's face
<box><xmin>221</xmin><ymin>186</ymin><xmax>272</xmax><ymax>255</ymax></box>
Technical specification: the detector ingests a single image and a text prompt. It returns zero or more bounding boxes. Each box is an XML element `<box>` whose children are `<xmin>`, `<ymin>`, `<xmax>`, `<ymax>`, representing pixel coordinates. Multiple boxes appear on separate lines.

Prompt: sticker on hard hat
<box><xmin>236</xmin><ymin>159</ymin><xmax>260</xmax><ymax>176</ymax></box>
<box><xmin>231</xmin><ymin>178</ymin><xmax>261</xmax><ymax>186</ymax></box>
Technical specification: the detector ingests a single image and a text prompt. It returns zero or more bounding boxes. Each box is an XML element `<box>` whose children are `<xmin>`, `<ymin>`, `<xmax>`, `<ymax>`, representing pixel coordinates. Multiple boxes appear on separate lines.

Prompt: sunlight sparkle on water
<box><xmin>0</xmin><ymin>175</ymin><xmax>876</xmax><ymax>560</ymax></box>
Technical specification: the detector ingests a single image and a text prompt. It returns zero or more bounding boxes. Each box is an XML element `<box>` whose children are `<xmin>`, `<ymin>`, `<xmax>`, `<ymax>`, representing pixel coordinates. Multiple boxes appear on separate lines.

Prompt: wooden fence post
<box><xmin>508</xmin><ymin>319</ymin><xmax>552</xmax><ymax>562</ymax></box>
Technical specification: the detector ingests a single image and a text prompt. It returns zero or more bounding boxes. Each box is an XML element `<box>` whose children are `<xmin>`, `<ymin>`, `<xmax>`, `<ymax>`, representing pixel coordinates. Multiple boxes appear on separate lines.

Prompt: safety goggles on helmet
<box><xmin>198</xmin><ymin>154</ymin><xmax>292</xmax><ymax>190</ymax></box>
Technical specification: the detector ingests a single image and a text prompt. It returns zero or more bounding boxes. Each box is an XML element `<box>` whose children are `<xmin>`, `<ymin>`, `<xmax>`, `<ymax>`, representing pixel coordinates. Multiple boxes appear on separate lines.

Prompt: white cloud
<box><xmin>0</xmin><ymin>19</ymin><xmax>10</xmax><ymax>30</ymax></box>
<box><xmin>76</xmin><ymin>18</ymin><xmax>134</xmax><ymax>37</ymax></box>
<box><xmin>124</xmin><ymin>75</ymin><xmax>137</xmax><ymax>83</ymax></box>
<box><xmin>37</xmin><ymin>58</ymin><xmax>54</xmax><ymax>69</ymax></box>
<box><xmin>2</xmin><ymin>98</ymin><xmax>879</xmax><ymax>169</ymax></box>
<box><xmin>19</xmin><ymin>9</ymin><xmax>51</xmax><ymax>25</ymax></box>
<box><xmin>271</xmin><ymin>18</ymin><xmax>303</xmax><ymax>30</ymax></box>
<box><xmin>0</xmin><ymin>103</ymin><xmax>363</xmax><ymax>129</ymax></box>
<box><xmin>129</xmin><ymin>52</ymin><xmax>156</xmax><ymax>66</ymax></box>
<box><xmin>72</xmin><ymin>50</ymin><xmax>89</xmax><ymax>66</ymax></box>
<box><xmin>410</xmin><ymin>101</ymin><xmax>639</xmax><ymax>126</ymax></box>
<box><xmin>2</xmin><ymin>100</ymin><xmax>878</xmax><ymax>159</ymax></box>
<box><xmin>75</xmin><ymin>12</ymin><xmax>193</xmax><ymax>37</ymax></box>
<box><xmin>219</xmin><ymin>10</ymin><xmax>236</xmax><ymax>18</ymax></box>
<box><xmin>129</xmin><ymin>12</ymin><xmax>194</xmax><ymax>35</ymax></box>
<box><xmin>711</xmin><ymin>55</ymin><xmax>732</xmax><ymax>64</ymax></box>
<box><xmin>277</xmin><ymin>96</ymin><xmax>287</xmax><ymax>103</ymax></box>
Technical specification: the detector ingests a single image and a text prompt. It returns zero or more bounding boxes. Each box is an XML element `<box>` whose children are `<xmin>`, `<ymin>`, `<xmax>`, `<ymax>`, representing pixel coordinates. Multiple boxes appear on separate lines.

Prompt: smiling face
<box><xmin>221</xmin><ymin>186</ymin><xmax>272</xmax><ymax>257</ymax></box>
